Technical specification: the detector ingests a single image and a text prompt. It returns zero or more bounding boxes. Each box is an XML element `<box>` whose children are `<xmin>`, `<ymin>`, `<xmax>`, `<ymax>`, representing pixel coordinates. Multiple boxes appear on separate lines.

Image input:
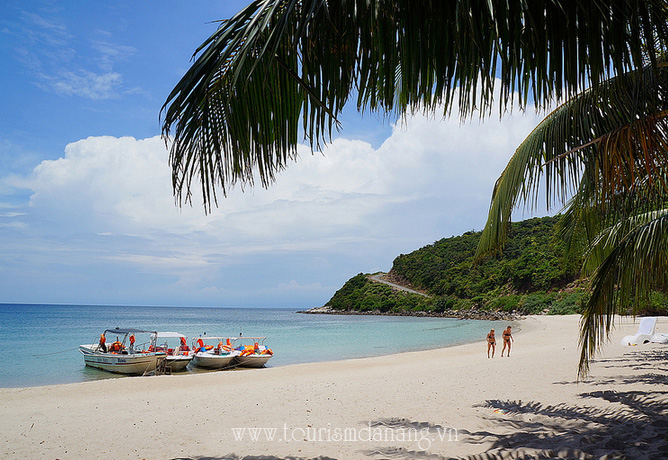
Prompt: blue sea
<box><xmin>0</xmin><ymin>304</ymin><xmax>508</xmax><ymax>388</ymax></box>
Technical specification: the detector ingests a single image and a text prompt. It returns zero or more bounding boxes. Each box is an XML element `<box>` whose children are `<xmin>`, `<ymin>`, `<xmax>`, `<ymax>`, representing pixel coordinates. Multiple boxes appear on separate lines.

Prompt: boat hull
<box><xmin>191</xmin><ymin>353</ymin><xmax>236</xmax><ymax>369</ymax></box>
<box><xmin>234</xmin><ymin>354</ymin><xmax>272</xmax><ymax>368</ymax></box>
<box><xmin>79</xmin><ymin>345</ymin><xmax>165</xmax><ymax>375</ymax></box>
<box><xmin>165</xmin><ymin>355</ymin><xmax>193</xmax><ymax>372</ymax></box>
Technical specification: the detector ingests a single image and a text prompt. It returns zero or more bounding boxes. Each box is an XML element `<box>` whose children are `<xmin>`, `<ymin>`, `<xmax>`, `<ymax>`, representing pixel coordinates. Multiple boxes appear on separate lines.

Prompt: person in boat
<box><xmin>501</xmin><ymin>326</ymin><xmax>514</xmax><ymax>357</ymax></box>
<box><xmin>109</xmin><ymin>338</ymin><xmax>124</xmax><ymax>353</ymax></box>
<box><xmin>179</xmin><ymin>336</ymin><xmax>188</xmax><ymax>354</ymax></box>
<box><xmin>129</xmin><ymin>334</ymin><xmax>135</xmax><ymax>351</ymax></box>
<box><xmin>98</xmin><ymin>334</ymin><xmax>107</xmax><ymax>353</ymax></box>
<box><xmin>486</xmin><ymin>329</ymin><xmax>496</xmax><ymax>358</ymax></box>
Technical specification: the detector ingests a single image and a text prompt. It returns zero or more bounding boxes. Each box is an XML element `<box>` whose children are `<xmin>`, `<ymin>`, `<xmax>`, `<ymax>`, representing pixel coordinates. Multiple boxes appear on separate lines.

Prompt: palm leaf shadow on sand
<box><xmin>173</xmin><ymin>352</ymin><xmax>668</xmax><ymax>460</ymax></box>
<box><xmin>365</xmin><ymin>390</ymin><xmax>668</xmax><ymax>459</ymax></box>
<box><xmin>368</xmin><ymin>418</ymin><xmax>448</xmax><ymax>432</ymax></box>
<box><xmin>365</xmin><ymin>349</ymin><xmax>668</xmax><ymax>460</ymax></box>
<box><xmin>473</xmin><ymin>390</ymin><xmax>668</xmax><ymax>457</ymax></box>
<box><xmin>473</xmin><ymin>349</ymin><xmax>668</xmax><ymax>460</ymax></box>
<box><xmin>555</xmin><ymin>349</ymin><xmax>668</xmax><ymax>386</ymax></box>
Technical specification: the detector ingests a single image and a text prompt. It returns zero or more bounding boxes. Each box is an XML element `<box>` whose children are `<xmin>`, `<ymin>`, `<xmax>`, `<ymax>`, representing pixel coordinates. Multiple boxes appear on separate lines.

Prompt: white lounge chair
<box><xmin>621</xmin><ymin>317</ymin><xmax>657</xmax><ymax>346</ymax></box>
<box><xmin>650</xmin><ymin>332</ymin><xmax>668</xmax><ymax>344</ymax></box>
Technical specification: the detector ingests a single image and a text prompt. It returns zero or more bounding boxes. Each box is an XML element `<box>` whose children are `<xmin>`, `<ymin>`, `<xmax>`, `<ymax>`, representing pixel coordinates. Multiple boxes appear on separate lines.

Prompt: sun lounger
<box><xmin>620</xmin><ymin>317</ymin><xmax>657</xmax><ymax>346</ymax></box>
<box><xmin>650</xmin><ymin>332</ymin><xmax>668</xmax><ymax>344</ymax></box>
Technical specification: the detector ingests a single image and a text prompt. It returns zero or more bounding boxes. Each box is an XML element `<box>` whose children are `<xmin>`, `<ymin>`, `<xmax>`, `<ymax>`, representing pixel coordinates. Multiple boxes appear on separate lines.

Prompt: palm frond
<box><xmin>578</xmin><ymin>213</ymin><xmax>668</xmax><ymax>377</ymax></box>
<box><xmin>555</xmin><ymin>180</ymin><xmax>603</xmax><ymax>265</ymax></box>
<box><xmin>476</xmin><ymin>62</ymin><xmax>668</xmax><ymax>259</ymax></box>
<box><xmin>475</xmin><ymin>56</ymin><xmax>668</xmax><ymax>376</ymax></box>
<box><xmin>557</xmin><ymin>167</ymin><xmax>668</xmax><ymax>275</ymax></box>
<box><xmin>162</xmin><ymin>0</ymin><xmax>668</xmax><ymax>209</ymax></box>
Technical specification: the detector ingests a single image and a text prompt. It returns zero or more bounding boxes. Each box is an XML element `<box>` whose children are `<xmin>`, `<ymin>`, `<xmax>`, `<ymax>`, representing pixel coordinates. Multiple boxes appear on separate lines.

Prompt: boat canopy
<box><xmin>193</xmin><ymin>336</ymin><xmax>235</xmax><ymax>341</ymax></box>
<box><xmin>152</xmin><ymin>331</ymin><xmax>186</xmax><ymax>339</ymax></box>
<box><xmin>103</xmin><ymin>328</ymin><xmax>156</xmax><ymax>335</ymax></box>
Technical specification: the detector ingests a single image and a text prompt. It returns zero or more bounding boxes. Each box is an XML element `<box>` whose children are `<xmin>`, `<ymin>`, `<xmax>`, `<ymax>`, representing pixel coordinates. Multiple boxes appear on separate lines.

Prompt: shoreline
<box><xmin>298</xmin><ymin>305</ymin><xmax>521</xmax><ymax>321</ymax></box>
<box><xmin>2</xmin><ymin>315</ymin><xmax>536</xmax><ymax>393</ymax></box>
<box><xmin>2</xmin><ymin>315</ymin><xmax>667</xmax><ymax>459</ymax></box>
<box><xmin>1</xmin><ymin>313</ymin><xmax>521</xmax><ymax>391</ymax></box>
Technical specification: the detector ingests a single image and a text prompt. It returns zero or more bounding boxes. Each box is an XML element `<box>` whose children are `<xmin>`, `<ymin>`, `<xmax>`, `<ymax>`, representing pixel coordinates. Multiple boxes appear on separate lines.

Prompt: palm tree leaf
<box><xmin>476</xmin><ymin>62</ymin><xmax>668</xmax><ymax>259</ymax></box>
<box><xmin>578</xmin><ymin>213</ymin><xmax>668</xmax><ymax>377</ymax></box>
<box><xmin>162</xmin><ymin>0</ymin><xmax>668</xmax><ymax>208</ymax></box>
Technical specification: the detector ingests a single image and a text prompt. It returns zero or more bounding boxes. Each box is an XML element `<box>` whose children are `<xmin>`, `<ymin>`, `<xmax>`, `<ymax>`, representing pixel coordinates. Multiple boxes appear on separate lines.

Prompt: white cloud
<box><xmin>93</xmin><ymin>40</ymin><xmax>136</xmax><ymax>72</ymax></box>
<box><xmin>22</xmin><ymin>136</ymin><xmax>174</xmax><ymax>234</ymax></box>
<box><xmin>21</xmin><ymin>110</ymin><xmax>537</xmax><ymax>242</ymax></box>
<box><xmin>1</xmin><ymin>98</ymin><xmax>546</xmax><ymax>306</ymax></box>
<box><xmin>13</xmin><ymin>10</ymin><xmax>132</xmax><ymax>100</ymax></box>
<box><xmin>20</xmin><ymin>12</ymin><xmax>71</xmax><ymax>46</ymax></box>
<box><xmin>49</xmin><ymin>69</ymin><xmax>123</xmax><ymax>100</ymax></box>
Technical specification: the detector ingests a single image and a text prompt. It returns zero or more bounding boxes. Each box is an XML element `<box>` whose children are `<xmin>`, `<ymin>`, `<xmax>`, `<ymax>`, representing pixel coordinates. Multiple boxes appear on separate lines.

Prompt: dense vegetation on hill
<box><xmin>326</xmin><ymin>215</ymin><xmax>668</xmax><ymax>316</ymax></box>
<box><xmin>327</xmin><ymin>217</ymin><xmax>668</xmax><ymax>315</ymax></box>
<box><xmin>326</xmin><ymin>216</ymin><xmax>588</xmax><ymax>315</ymax></box>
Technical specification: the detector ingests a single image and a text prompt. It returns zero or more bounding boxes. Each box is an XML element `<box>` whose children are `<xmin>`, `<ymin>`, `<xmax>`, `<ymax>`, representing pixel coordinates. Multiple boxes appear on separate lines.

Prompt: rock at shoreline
<box><xmin>297</xmin><ymin>305</ymin><xmax>520</xmax><ymax>321</ymax></box>
<box><xmin>297</xmin><ymin>305</ymin><xmax>337</xmax><ymax>314</ymax></box>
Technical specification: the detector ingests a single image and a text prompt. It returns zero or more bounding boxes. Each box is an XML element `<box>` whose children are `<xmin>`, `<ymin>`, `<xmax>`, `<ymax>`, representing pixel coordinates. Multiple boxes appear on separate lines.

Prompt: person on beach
<box><xmin>487</xmin><ymin>329</ymin><xmax>496</xmax><ymax>358</ymax></box>
<box><xmin>501</xmin><ymin>326</ymin><xmax>514</xmax><ymax>357</ymax></box>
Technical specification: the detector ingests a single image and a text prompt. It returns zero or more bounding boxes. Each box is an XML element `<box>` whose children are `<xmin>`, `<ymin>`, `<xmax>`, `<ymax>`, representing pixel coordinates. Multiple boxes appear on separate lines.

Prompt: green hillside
<box><xmin>325</xmin><ymin>216</ymin><xmax>590</xmax><ymax>315</ymax></box>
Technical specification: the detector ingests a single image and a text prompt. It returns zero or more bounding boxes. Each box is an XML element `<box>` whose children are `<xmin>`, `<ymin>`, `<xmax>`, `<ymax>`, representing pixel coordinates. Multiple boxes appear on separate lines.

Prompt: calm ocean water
<box><xmin>0</xmin><ymin>304</ymin><xmax>508</xmax><ymax>388</ymax></box>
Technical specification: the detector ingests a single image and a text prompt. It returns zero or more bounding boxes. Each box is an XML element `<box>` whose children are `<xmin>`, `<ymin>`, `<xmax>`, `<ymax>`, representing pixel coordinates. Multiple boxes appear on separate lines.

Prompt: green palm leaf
<box><xmin>476</xmin><ymin>62</ymin><xmax>668</xmax><ymax>259</ymax></box>
<box><xmin>578</xmin><ymin>212</ymin><xmax>668</xmax><ymax>377</ymax></box>
<box><xmin>477</xmin><ymin>60</ymin><xmax>668</xmax><ymax>376</ymax></box>
<box><xmin>162</xmin><ymin>0</ymin><xmax>668</xmax><ymax>209</ymax></box>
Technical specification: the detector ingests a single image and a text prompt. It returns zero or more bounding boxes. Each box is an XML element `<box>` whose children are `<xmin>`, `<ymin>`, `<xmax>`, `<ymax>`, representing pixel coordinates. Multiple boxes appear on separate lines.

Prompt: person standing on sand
<box><xmin>486</xmin><ymin>329</ymin><xmax>496</xmax><ymax>358</ymax></box>
<box><xmin>501</xmin><ymin>326</ymin><xmax>514</xmax><ymax>357</ymax></box>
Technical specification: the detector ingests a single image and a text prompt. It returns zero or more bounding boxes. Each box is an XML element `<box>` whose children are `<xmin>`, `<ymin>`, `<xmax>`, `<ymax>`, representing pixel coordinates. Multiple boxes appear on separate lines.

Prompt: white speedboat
<box><xmin>151</xmin><ymin>331</ymin><xmax>193</xmax><ymax>372</ymax></box>
<box><xmin>79</xmin><ymin>328</ymin><xmax>166</xmax><ymax>375</ymax></box>
<box><xmin>190</xmin><ymin>336</ymin><xmax>240</xmax><ymax>369</ymax></box>
<box><xmin>233</xmin><ymin>336</ymin><xmax>274</xmax><ymax>368</ymax></box>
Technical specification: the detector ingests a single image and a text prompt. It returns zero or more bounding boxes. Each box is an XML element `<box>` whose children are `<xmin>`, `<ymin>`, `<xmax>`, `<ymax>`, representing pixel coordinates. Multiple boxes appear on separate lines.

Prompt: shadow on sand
<box><xmin>172</xmin><ymin>351</ymin><xmax>668</xmax><ymax>460</ymax></box>
<box><xmin>366</xmin><ymin>349</ymin><xmax>668</xmax><ymax>460</ymax></box>
<box><xmin>364</xmin><ymin>389</ymin><xmax>667</xmax><ymax>459</ymax></box>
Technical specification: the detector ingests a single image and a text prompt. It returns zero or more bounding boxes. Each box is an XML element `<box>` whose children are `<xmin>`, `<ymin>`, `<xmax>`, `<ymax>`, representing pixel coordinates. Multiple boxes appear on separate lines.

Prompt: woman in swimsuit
<box><xmin>486</xmin><ymin>329</ymin><xmax>496</xmax><ymax>358</ymax></box>
<box><xmin>501</xmin><ymin>326</ymin><xmax>514</xmax><ymax>357</ymax></box>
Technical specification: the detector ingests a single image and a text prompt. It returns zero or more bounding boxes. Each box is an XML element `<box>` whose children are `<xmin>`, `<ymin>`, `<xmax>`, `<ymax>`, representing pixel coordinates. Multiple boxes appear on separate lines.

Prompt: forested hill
<box><xmin>324</xmin><ymin>216</ymin><xmax>590</xmax><ymax>315</ymax></box>
<box><xmin>392</xmin><ymin>216</ymin><xmax>578</xmax><ymax>298</ymax></box>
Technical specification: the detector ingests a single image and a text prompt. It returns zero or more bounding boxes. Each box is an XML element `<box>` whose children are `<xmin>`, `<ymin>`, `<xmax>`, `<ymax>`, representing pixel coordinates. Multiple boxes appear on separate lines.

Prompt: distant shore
<box><xmin>2</xmin><ymin>315</ymin><xmax>666</xmax><ymax>460</ymax></box>
<box><xmin>298</xmin><ymin>305</ymin><xmax>521</xmax><ymax>321</ymax></box>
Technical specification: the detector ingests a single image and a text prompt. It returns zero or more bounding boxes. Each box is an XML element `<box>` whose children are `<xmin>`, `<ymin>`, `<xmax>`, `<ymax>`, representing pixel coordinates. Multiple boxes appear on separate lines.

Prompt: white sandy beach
<box><xmin>2</xmin><ymin>315</ymin><xmax>667</xmax><ymax>460</ymax></box>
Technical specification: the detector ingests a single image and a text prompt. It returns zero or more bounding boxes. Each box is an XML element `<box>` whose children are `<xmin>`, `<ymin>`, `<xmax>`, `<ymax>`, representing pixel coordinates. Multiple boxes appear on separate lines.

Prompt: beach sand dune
<box><xmin>1</xmin><ymin>315</ymin><xmax>667</xmax><ymax>460</ymax></box>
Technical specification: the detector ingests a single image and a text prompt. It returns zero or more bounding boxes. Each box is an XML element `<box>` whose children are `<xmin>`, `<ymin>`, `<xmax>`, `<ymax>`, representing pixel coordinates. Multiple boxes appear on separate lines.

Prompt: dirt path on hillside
<box><xmin>369</xmin><ymin>273</ymin><xmax>430</xmax><ymax>296</ymax></box>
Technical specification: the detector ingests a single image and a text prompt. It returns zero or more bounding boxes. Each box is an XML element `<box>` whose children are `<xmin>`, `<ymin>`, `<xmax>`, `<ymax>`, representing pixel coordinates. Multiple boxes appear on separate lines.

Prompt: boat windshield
<box><xmin>104</xmin><ymin>328</ymin><xmax>156</xmax><ymax>336</ymax></box>
<box><xmin>153</xmin><ymin>332</ymin><xmax>185</xmax><ymax>339</ymax></box>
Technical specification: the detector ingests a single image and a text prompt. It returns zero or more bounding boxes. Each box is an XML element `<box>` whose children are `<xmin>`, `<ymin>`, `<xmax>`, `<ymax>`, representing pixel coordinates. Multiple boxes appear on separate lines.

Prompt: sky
<box><xmin>0</xmin><ymin>1</ymin><xmax>549</xmax><ymax>308</ymax></box>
